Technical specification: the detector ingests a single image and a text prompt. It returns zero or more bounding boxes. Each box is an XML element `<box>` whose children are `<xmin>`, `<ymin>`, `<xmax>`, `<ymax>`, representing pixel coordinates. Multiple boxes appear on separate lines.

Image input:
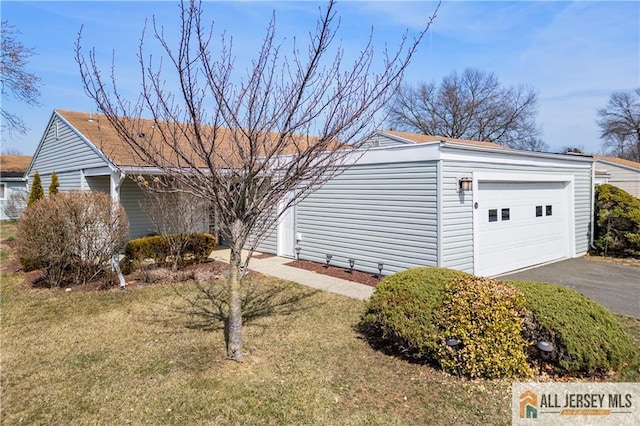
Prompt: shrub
<box><xmin>124</xmin><ymin>233</ymin><xmax>217</xmax><ymax>271</ymax></box>
<box><xmin>27</xmin><ymin>171</ymin><xmax>44</xmax><ymax>207</ymax></box>
<box><xmin>360</xmin><ymin>267</ymin><xmax>468</xmax><ymax>362</ymax></box>
<box><xmin>593</xmin><ymin>184</ymin><xmax>640</xmax><ymax>258</ymax></box>
<box><xmin>437</xmin><ymin>276</ymin><xmax>533</xmax><ymax>378</ymax></box>
<box><xmin>49</xmin><ymin>171</ymin><xmax>60</xmax><ymax>195</ymax></box>
<box><xmin>510</xmin><ymin>280</ymin><xmax>636</xmax><ymax>375</ymax></box>
<box><xmin>16</xmin><ymin>190</ymin><xmax>129</xmax><ymax>287</ymax></box>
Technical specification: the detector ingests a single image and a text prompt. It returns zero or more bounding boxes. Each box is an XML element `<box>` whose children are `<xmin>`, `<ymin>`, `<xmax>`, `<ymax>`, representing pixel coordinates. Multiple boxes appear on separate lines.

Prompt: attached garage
<box><xmin>258</xmin><ymin>130</ymin><xmax>595</xmax><ymax>278</ymax></box>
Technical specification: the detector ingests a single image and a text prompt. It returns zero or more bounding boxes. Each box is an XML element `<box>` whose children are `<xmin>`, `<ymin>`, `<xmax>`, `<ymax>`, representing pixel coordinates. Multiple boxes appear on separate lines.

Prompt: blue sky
<box><xmin>1</xmin><ymin>1</ymin><xmax>638</xmax><ymax>155</ymax></box>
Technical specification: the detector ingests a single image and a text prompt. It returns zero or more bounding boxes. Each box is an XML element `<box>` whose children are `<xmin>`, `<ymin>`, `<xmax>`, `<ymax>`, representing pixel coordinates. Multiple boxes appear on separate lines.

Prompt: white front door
<box><xmin>475</xmin><ymin>181</ymin><xmax>569</xmax><ymax>276</ymax></box>
<box><xmin>277</xmin><ymin>192</ymin><xmax>296</xmax><ymax>258</ymax></box>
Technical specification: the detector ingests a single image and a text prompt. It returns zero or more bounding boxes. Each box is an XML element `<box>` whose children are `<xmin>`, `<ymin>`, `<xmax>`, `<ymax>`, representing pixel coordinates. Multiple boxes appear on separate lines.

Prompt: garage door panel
<box><xmin>476</xmin><ymin>181</ymin><xmax>567</xmax><ymax>276</ymax></box>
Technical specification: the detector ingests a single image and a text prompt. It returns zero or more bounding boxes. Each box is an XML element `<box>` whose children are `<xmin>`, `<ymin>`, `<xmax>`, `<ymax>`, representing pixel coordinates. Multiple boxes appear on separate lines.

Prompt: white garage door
<box><xmin>476</xmin><ymin>181</ymin><xmax>567</xmax><ymax>276</ymax></box>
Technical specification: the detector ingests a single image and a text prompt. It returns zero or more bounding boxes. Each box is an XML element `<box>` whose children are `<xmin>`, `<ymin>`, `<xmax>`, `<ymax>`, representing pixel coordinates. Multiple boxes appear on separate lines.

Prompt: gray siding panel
<box><xmin>296</xmin><ymin>161</ymin><xmax>438</xmax><ymax>275</ymax></box>
<box><xmin>0</xmin><ymin>181</ymin><xmax>28</xmax><ymax>220</ymax></box>
<box><xmin>85</xmin><ymin>176</ymin><xmax>111</xmax><ymax>193</ymax></box>
<box><xmin>441</xmin><ymin>161</ymin><xmax>592</xmax><ymax>274</ymax></box>
<box><xmin>119</xmin><ymin>178</ymin><xmax>156</xmax><ymax>238</ymax></box>
<box><xmin>29</xmin><ymin>116</ymin><xmax>107</xmax><ymax>179</ymax></box>
<box><xmin>597</xmin><ymin>161</ymin><xmax>640</xmax><ymax>198</ymax></box>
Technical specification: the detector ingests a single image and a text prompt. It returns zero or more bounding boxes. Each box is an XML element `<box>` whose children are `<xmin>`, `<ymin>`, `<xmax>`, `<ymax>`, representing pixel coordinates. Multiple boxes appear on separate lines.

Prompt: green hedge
<box><xmin>360</xmin><ymin>267</ymin><xmax>468</xmax><ymax>362</ymax></box>
<box><xmin>360</xmin><ymin>267</ymin><xmax>637</xmax><ymax>378</ymax></box>
<box><xmin>124</xmin><ymin>233</ymin><xmax>217</xmax><ymax>271</ymax></box>
<box><xmin>593</xmin><ymin>184</ymin><xmax>640</xmax><ymax>258</ymax></box>
<box><xmin>510</xmin><ymin>280</ymin><xmax>636</xmax><ymax>374</ymax></box>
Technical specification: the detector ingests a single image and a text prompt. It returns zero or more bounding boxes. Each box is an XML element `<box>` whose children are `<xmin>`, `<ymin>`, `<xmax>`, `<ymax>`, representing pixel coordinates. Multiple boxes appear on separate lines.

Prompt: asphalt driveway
<box><xmin>501</xmin><ymin>258</ymin><xmax>640</xmax><ymax>317</ymax></box>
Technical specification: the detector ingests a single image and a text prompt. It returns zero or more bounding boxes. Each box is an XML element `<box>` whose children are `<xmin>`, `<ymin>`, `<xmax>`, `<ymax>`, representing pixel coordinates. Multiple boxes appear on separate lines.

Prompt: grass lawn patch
<box><xmin>1</xmin><ymin>247</ymin><xmax>512</xmax><ymax>424</ymax></box>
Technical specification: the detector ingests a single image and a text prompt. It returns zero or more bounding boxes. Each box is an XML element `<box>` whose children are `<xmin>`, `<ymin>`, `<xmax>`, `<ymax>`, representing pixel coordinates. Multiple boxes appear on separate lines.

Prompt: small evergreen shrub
<box><xmin>437</xmin><ymin>276</ymin><xmax>533</xmax><ymax>378</ymax></box>
<box><xmin>360</xmin><ymin>267</ymin><xmax>468</xmax><ymax>361</ymax></box>
<box><xmin>48</xmin><ymin>171</ymin><xmax>60</xmax><ymax>195</ymax></box>
<box><xmin>124</xmin><ymin>233</ymin><xmax>217</xmax><ymax>270</ymax></box>
<box><xmin>593</xmin><ymin>184</ymin><xmax>640</xmax><ymax>258</ymax></box>
<box><xmin>27</xmin><ymin>171</ymin><xmax>44</xmax><ymax>207</ymax></box>
<box><xmin>510</xmin><ymin>280</ymin><xmax>636</xmax><ymax>375</ymax></box>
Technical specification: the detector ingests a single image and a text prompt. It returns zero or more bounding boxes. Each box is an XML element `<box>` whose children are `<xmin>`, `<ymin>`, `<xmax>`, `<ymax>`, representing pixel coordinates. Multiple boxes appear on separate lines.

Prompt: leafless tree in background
<box><xmin>76</xmin><ymin>0</ymin><xmax>437</xmax><ymax>361</ymax></box>
<box><xmin>597</xmin><ymin>88</ymin><xmax>640</xmax><ymax>162</ymax></box>
<box><xmin>387</xmin><ymin>68</ymin><xmax>546</xmax><ymax>151</ymax></box>
<box><xmin>0</xmin><ymin>20</ymin><xmax>41</xmax><ymax>136</ymax></box>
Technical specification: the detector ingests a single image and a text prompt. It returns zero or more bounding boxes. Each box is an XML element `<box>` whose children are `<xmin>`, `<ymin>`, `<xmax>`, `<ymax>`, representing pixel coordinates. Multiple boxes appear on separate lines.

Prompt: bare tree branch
<box><xmin>597</xmin><ymin>87</ymin><xmax>640</xmax><ymax>162</ymax></box>
<box><xmin>75</xmin><ymin>0</ymin><xmax>438</xmax><ymax>361</ymax></box>
<box><xmin>387</xmin><ymin>68</ymin><xmax>546</xmax><ymax>151</ymax></box>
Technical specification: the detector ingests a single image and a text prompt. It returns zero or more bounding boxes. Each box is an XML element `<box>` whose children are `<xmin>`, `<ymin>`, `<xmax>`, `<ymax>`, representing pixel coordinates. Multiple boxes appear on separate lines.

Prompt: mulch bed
<box><xmin>285</xmin><ymin>259</ymin><xmax>381</xmax><ymax>287</ymax></box>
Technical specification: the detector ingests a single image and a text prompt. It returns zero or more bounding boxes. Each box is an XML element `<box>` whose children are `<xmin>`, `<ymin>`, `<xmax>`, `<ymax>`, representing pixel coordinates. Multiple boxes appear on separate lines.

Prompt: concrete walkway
<box><xmin>209</xmin><ymin>248</ymin><xmax>374</xmax><ymax>300</ymax></box>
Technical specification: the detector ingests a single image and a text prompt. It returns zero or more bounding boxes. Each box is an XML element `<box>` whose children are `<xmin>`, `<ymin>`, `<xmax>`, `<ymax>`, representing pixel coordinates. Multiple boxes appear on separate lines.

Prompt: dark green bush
<box><xmin>593</xmin><ymin>184</ymin><xmax>640</xmax><ymax>258</ymax></box>
<box><xmin>510</xmin><ymin>280</ymin><xmax>636</xmax><ymax>375</ymax></box>
<box><xmin>360</xmin><ymin>267</ymin><xmax>468</xmax><ymax>362</ymax></box>
<box><xmin>124</xmin><ymin>233</ymin><xmax>217</xmax><ymax>271</ymax></box>
<box><xmin>437</xmin><ymin>276</ymin><xmax>533</xmax><ymax>378</ymax></box>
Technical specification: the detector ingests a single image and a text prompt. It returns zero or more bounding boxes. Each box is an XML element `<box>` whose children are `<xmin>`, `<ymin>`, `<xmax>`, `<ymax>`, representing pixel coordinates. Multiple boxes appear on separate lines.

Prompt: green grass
<box><xmin>1</xmin><ymin>220</ymin><xmax>638</xmax><ymax>424</ymax></box>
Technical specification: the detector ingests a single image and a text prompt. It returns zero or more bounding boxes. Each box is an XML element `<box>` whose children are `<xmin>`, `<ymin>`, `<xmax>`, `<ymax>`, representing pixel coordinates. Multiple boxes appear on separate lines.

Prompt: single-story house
<box><xmin>26</xmin><ymin>109</ymin><xmax>210</xmax><ymax>238</ymax></box>
<box><xmin>0</xmin><ymin>155</ymin><xmax>31</xmax><ymax>221</ymax></box>
<box><xmin>257</xmin><ymin>130</ymin><xmax>596</xmax><ymax>277</ymax></box>
<box><xmin>594</xmin><ymin>155</ymin><xmax>640</xmax><ymax>198</ymax></box>
<box><xmin>29</xmin><ymin>110</ymin><xmax>596</xmax><ymax>277</ymax></box>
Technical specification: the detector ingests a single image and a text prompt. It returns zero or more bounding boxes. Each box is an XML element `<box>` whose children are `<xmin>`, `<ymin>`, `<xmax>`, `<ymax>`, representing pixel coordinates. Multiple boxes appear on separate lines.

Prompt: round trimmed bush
<box><xmin>510</xmin><ymin>280</ymin><xmax>636</xmax><ymax>375</ymax></box>
<box><xmin>360</xmin><ymin>267</ymin><xmax>468</xmax><ymax>362</ymax></box>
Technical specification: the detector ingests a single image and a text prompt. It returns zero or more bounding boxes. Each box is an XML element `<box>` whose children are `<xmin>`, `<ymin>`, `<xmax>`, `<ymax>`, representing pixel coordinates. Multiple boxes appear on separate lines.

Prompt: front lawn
<box><xmin>1</xmin><ymin>219</ymin><xmax>639</xmax><ymax>424</ymax></box>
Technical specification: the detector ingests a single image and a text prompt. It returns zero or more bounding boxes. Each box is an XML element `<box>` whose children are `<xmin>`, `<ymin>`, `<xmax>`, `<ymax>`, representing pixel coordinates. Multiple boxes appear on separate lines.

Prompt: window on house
<box><xmin>546</xmin><ymin>205</ymin><xmax>553</xmax><ymax>216</ymax></box>
<box><xmin>0</xmin><ymin>183</ymin><xmax>5</xmax><ymax>200</ymax></box>
<box><xmin>501</xmin><ymin>208</ymin><xmax>510</xmax><ymax>221</ymax></box>
<box><xmin>488</xmin><ymin>209</ymin><xmax>498</xmax><ymax>222</ymax></box>
<box><xmin>536</xmin><ymin>205</ymin><xmax>543</xmax><ymax>217</ymax></box>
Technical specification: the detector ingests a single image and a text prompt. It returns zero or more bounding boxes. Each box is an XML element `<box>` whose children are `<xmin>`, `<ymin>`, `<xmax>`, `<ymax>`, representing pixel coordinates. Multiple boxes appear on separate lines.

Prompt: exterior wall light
<box><xmin>536</xmin><ymin>340</ymin><xmax>554</xmax><ymax>375</ymax></box>
<box><xmin>446</xmin><ymin>337</ymin><xmax>462</xmax><ymax>378</ymax></box>
<box><xmin>458</xmin><ymin>177</ymin><xmax>473</xmax><ymax>192</ymax></box>
<box><xmin>325</xmin><ymin>253</ymin><xmax>332</xmax><ymax>268</ymax></box>
<box><xmin>348</xmin><ymin>258</ymin><xmax>355</xmax><ymax>273</ymax></box>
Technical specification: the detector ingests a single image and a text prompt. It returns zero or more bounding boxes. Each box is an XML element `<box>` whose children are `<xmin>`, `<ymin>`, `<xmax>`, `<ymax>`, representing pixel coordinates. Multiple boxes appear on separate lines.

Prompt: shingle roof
<box><xmin>381</xmin><ymin>130</ymin><xmax>509</xmax><ymax>150</ymax></box>
<box><xmin>594</xmin><ymin>155</ymin><xmax>640</xmax><ymax>171</ymax></box>
<box><xmin>57</xmin><ymin>109</ymin><xmax>334</xmax><ymax>169</ymax></box>
<box><xmin>0</xmin><ymin>155</ymin><xmax>32</xmax><ymax>177</ymax></box>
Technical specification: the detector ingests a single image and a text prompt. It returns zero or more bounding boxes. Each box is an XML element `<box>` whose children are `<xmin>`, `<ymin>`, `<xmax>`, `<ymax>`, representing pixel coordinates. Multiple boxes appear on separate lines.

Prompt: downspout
<box><xmin>589</xmin><ymin>161</ymin><xmax>596</xmax><ymax>250</ymax></box>
<box><xmin>111</xmin><ymin>172</ymin><xmax>127</xmax><ymax>289</ymax></box>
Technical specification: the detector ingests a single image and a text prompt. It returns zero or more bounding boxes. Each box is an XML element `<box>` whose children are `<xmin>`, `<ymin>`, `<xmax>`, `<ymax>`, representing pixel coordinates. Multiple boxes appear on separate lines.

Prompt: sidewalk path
<box><xmin>210</xmin><ymin>248</ymin><xmax>374</xmax><ymax>301</ymax></box>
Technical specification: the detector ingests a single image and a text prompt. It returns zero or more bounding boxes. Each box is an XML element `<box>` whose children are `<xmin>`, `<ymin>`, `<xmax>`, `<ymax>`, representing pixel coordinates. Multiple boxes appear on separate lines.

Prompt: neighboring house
<box><xmin>30</xmin><ymin>110</ymin><xmax>596</xmax><ymax>277</ymax></box>
<box><xmin>0</xmin><ymin>155</ymin><xmax>31</xmax><ymax>220</ymax></box>
<box><xmin>257</xmin><ymin>130</ymin><xmax>596</xmax><ymax>277</ymax></box>
<box><xmin>594</xmin><ymin>155</ymin><xmax>640</xmax><ymax>198</ymax></box>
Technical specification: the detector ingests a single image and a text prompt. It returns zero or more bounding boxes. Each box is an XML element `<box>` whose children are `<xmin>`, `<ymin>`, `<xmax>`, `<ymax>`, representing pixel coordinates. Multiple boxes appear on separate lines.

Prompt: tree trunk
<box><xmin>226</xmin><ymin>240</ymin><xmax>244</xmax><ymax>361</ymax></box>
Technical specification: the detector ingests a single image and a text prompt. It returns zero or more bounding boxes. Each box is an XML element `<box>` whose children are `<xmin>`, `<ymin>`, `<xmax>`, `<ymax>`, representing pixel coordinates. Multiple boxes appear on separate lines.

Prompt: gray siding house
<box><xmin>594</xmin><ymin>155</ymin><xmax>640</xmax><ymax>198</ymax></box>
<box><xmin>29</xmin><ymin>111</ymin><xmax>595</xmax><ymax>277</ymax></box>
<box><xmin>257</xmin><ymin>131</ymin><xmax>596</xmax><ymax>277</ymax></box>
<box><xmin>26</xmin><ymin>110</ymin><xmax>207</xmax><ymax>238</ymax></box>
<box><xmin>0</xmin><ymin>155</ymin><xmax>31</xmax><ymax>221</ymax></box>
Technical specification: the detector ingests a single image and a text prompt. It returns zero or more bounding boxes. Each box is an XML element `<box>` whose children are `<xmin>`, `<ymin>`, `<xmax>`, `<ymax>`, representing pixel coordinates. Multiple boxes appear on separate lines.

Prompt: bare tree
<box><xmin>387</xmin><ymin>68</ymin><xmax>546</xmax><ymax>151</ymax></box>
<box><xmin>139</xmin><ymin>176</ymin><xmax>210</xmax><ymax>270</ymax></box>
<box><xmin>76</xmin><ymin>0</ymin><xmax>436</xmax><ymax>361</ymax></box>
<box><xmin>1</xmin><ymin>20</ymin><xmax>41</xmax><ymax>136</ymax></box>
<box><xmin>597</xmin><ymin>88</ymin><xmax>640</xmax><ymax>162</ymax></box>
